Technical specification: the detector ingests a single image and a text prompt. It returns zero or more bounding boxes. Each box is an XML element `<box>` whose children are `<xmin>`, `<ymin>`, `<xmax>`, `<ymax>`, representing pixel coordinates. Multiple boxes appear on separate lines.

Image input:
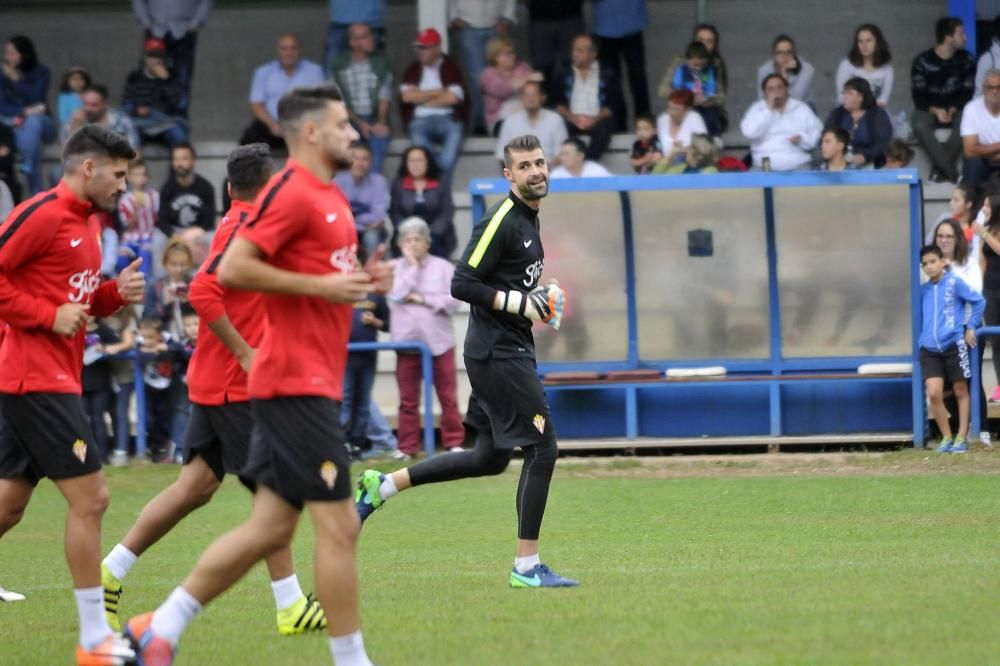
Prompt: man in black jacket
<box><xmin>122</xmin><ymin>38</ymin><xmax>190</xmax><ymax>147</ymax></box>
<box><xmin>159</xmin><ymin>142</ymin><xmax>216</xmax><ymax>235</ymax></box>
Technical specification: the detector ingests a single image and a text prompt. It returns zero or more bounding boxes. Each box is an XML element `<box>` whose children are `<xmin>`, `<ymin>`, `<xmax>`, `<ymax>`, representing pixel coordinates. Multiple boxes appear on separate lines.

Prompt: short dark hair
<box><xmin>503</xmin><ymin>134</ymin><xmax>543</xmax><ymax>168</ymax></box>
<box><xmin>227</xmin><ymin>143</ymin><xmax>273</xmax><ymax>197</ymax></box>
<box><xmin>351</xmin><ymin>140</ymin><xmax>372</xmax><ymax>155</ymax></box>
<box><xmin>842</xmin><ymin>76</ymin><xmax>877</xmax><ymax>109</ymax></box>
<box><xmin>848</xmin><ymin>23</ymin><xmax>891</xmax><ymax>68</ymax></box>
<box><xmin>180</xmin><ymin>303</ymin><xmax>198</xmax><ymax>319</ymax></box>
<box><xmin>635</xmin><ymin>113</ymin><xmax>656</xmax><ymax>127</ymax></box>
<box><xmin>82</xmin><ymin>83</ymin><xmax>109</xmax><ymax>100</ymax></box>
<box><xmin>139</xmin><ymin>316</ymin><xmax>163</xmax><ymax>331</ymax></box>
<box><xmin>62</xmin><ymin>124</ymin><xmax>136</xmax><ymax>165</ymax></box>
<box><xmin>921</xmin><ymin>244</ymin><xmax>943</xmax><ymax>259</ymax></box>
<box><xmin>935</xmin><ymin>17</ymin><xmax>963</xmax><ymax>45</ymax></box>
<box><xmin>277</xmin><ymin>83</ymin><xmax>343</xmax><ymax>131</ymax></box>
<box><xmin>684</xmin><ymin>41</ymin><xmax>710</xmax><ymax>61</ymax></box>
<box><xmin>822</xmin><ymin>127</ymin><xmax>850</xmax><ymax>149</ymax></box>
<box><xmin>561</xmin><ymin>137</ymin><xmax>587</xmax><ymax>155</ymax></box>
<box><xmin>884</xmin><ymin>138</ymin><xmax>914</xmax><ymax>166</ymax></box>
<box><xmin>171</xmin><ymin>142</ymin><xmax>196</xmax><ymax>159</ymax></box>
<box><xmin>128</xmin><ymin>157</ymin><xmax>146</xmax><ymax>171</ymax></box>
<box><xmin>520</xmin><ymin>79</ymin><xmax>545</xmax><ymax>96</ymax></box>
<box><xmin>398</xmin><ymin>145</ymin><xmax>441</xmax><ymax>180</ymax></box>
<box><xmin>761</xmin><ymin>73</ymin><xmax>787</xmax><ymax>92</ymax></box>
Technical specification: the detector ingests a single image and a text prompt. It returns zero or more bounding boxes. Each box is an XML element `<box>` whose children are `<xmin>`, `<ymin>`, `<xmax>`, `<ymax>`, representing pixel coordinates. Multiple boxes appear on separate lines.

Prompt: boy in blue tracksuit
<box><xmin>919</xmin><ymin>245</ymin><xmax>986</xmax><ymax>453</ymax></box>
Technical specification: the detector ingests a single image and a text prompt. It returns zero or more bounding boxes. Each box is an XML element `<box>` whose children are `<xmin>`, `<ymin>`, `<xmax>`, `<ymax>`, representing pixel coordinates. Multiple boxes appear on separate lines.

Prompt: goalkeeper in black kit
<box><xmin>355</xmin><ymin>134</ymin><xmax>578</xmax><ymax>588</ymax></box>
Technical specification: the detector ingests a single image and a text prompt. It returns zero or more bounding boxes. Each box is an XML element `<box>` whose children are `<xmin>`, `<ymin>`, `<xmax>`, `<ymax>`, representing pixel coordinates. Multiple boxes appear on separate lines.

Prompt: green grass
<box><xmin>2</xmin><ymin>459</ymin><xmax>1000</xmax><ymax>664</ymax></box>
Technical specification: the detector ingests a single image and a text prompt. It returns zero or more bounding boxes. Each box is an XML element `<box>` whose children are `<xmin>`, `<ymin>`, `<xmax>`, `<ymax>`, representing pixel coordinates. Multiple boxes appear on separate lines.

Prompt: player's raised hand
<box><xmin>364</xmin><ymin>244</ymin><xmax>394</xmax><ymax>295</ymax></box>
<box><xmin>117</xmin><ymin>258</ymin><xmax>146</xmax><ymax>304</ymax></box>
<box><xmin>317</xmin><ymin>271</ymin><xmax>374</xmax><ymax>303</ymax></box>
<box><xmin>52</xmin><ymin>303</ymin><xmax>90</xmax><ymax>337</ymax></box>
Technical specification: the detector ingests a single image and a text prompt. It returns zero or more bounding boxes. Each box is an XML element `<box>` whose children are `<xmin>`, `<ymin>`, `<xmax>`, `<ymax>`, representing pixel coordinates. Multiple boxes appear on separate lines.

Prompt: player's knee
<box><xmin>82</xmin><ymin>485</ymin><xmax>111</xmax><ymax>518</ymax></box>
<box><xmin>186</xmin><ymin>477</ymin><xmax>221</xmax><ymax>510</ymax></box>
<box><xmin>0</xmin><ymin>504</ymin><xmax>26</xmax><ymax>533</ymax></box>
<box><xmin>953</xmin><ymin>381</ymin><xmax>969</xmax><ymax>397</ymax></box>
<box><xmin>533</xmin><ymin>439</ymin><xmax>559</xmax><ymax>467</ymax></box>
<box><xmin>926</xmin><ymin>384</ymin><xmax>943</xmax><ymax>401</ymax></box>
<box><xmin>480</xmin><ymin>452</ymin><xmax>512</xmax><ymax>476</ymax></box>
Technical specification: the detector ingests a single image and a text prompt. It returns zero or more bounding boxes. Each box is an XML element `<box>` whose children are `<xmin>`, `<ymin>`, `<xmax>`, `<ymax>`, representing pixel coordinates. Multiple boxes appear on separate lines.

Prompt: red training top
<box><xmin>186</xmin><ymin>200</ymin><xmax>265</xmax><ymax>405</ymax></box>
<box><xmin>238</xmin><ymin>160</ymin><xmax>358</xmax><ymax>400</ymax></box>
<box><xmin>0</xmin><ymin>181</ymin><xmax>125</xmax><ymax>394</ymax></box>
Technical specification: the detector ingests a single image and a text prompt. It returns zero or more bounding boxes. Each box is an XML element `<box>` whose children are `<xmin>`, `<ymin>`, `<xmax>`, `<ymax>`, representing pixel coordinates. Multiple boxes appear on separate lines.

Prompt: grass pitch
<box><xmin>2</xmin><ymin>451</ymin><xmax>999</xmax><ymax>665</ymax></box>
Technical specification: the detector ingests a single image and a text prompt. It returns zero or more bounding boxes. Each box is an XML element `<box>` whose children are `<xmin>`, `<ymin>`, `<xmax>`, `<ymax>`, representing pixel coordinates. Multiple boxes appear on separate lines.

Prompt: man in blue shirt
<box><xmin>239</xmin><ymin>33</ymin><xmax>325</xmax><ymax>149</ymax></box>
<box><xmin>323</xmin><ymin>0</ymin><xmax>386</xmax><ymax>74</ymax></box>
<box><xmin>592</xmin><ymin>0</ymin><xmax>650</xmax><ymax>121</ymax></box>
<box><xmin>333</xmin><ymin>143</ymin><xmax>390</xmax><ymax>258</ymax></box>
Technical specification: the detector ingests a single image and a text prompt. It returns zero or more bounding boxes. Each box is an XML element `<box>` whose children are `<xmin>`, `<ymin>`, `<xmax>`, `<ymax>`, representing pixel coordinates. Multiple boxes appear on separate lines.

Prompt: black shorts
<box><xmin>183</xmin><ymin>402</ymin><xmax>255</xmax><ymax>491</ymax></box>
<box><xmin>0</xmin><ymin>393</ymin><xmax>101</xmax><ymax>486</ymax></box>
<box><xmin>920</xmin><ymin>341</ymin><xmax>972</xmax><ymax>383</ymax></box>
<box><xmin>463</xmin><ymin>356</ymin><xmax>556</xmax><ymax>450</ymax></box>
<box><xmin>241</xmin><ymin>397</ymin><xmax>352</xmax><ymax>509</ymax></box>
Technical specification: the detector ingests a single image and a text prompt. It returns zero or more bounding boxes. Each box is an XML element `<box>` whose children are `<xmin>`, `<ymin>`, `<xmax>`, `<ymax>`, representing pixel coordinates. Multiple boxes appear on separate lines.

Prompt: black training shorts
<box><xmin>0</xmin><ymin>393</ymin><xmax>101</xmax><ymax>486</ymax></box>
<box><xmin>463</xmin><ymin>356</ymin><xmax>556</xmax><ymax>450</ymax></box>
<box><xmin>241</xmin><ymin>397</ymin><xmax>352</xmax><ymax>509</ymax></box>
<box><xmin>183</xmin><ymin>402</ymin><xmax>256</xmax><ymax>490</ymax></box>
<box><xmin>920</xmin><ymin>341</ymin><xmax>972</xmax><ymax>384</ymax></box>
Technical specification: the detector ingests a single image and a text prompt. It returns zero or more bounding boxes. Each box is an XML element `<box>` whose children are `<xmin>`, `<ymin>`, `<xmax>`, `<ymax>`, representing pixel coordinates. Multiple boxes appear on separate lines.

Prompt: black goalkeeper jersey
<box><xmin>452</xmin><ymin>192</ymin><xmax>546</xmax><ymax>360</ymax></box>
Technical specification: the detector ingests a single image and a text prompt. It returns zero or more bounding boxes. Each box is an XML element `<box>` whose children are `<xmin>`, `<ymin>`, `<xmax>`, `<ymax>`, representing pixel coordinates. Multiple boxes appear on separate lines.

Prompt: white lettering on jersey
<box><xmin>330</xmin><ymin>243</ymin><xmax>359</xmax><ymax>273</ymax></box>
<box><xmin>68</xmin><ymin>269</ymin><xmax>102</xmax><ymax>303</ymax></box>
<box><xmin>524</xmin><ymin>259</ymin><xmax>544</xmax><ymax>288</ymax></box>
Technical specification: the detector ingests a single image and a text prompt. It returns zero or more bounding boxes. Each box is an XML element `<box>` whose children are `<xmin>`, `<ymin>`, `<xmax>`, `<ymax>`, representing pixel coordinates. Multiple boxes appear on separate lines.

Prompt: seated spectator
<box><xmin>825</xmin><ymin>77</ymin><xmax>893</xmax><ymax>167</ymax></box>
<box><xmin>0</xmin><ymin>35</ymin><xmax>56</xmax><ymax>194</ymax></box>
<box><xmin>122</xmin><ymin>37</ymin><xmax>189</xmax><ymax>147</ymax></box>
<box><xmin>450</xmin><ymin>0</ymin><xmax>518</xmax><ymax>135</ymax></box>
<box><xmin>654</xmin><ymin>133</ymin><xmax>719</xmax><ymax>174</ymax></box>
<box><xmin>117</xmin><ymin>158</ymin><xmax>159</xmax><ymax>270</ymax></box>
<box><xmin>741</xmin><ymin>74</ymin><xmax>822</xmax><ymax>171</ymax></box>
<box><xmin>927</xmin><ymin>183</ymin><xmax>980</xmax><ymax>247</ymax></box>
<box><xmin>400</xmin><ymin>28</ymin><xmax>469</xmax><ymax>178</ymax></box>
<box><xmin>630</xmin><ymin>114</ymin><xmax>663</xmax><ymax>173</ymax></box>
<box><xmin>388</xmin><ymin>217</ymin><xmax>464</xmax><ymax>460</ymax></box>
<box><xmin>61</xmin><ymin>84</ymin><xmax>141</xmax><ymax>149</ymax></box>
<box><xmin>592</xmin><ymin>0</ymin><xmax>651</xmax><ymax>120</ymax></box>
<box><xmin>390</xmin><ymin>145</ymin><xmax>456</xmax><ymax>258</ymax></box>
<box><xmin>836</xmin><ymin>24</ymin><xmax>894</xmax><ymax>106</ymax></box>
<box><xmin>480</xmin><ymin>36</ymin><xmax>540</xmax><ymax>136</ymax></box>
<box><xmin>976</xmin><ymin>16</ymin><xmax>1000</xmax><ymax>96</ymax></box>
<box><xmin>323</xmin><ymin>0</ymin><xmax>386</xmax><ymax>72</ymax></box>
<box><xmin>343</xmin><ymin>262</ymin><xmax>389</xmax><ymax>458</ymax></box>
<box><xmin>961</xmin><ymin>69</ymin><xmax>1000</xmax><ymax>186</ymax></box>
<box><xmin>494</xmin><ymin>80</ymin><xmax>567</xmax><ymax>168</ymax></box>
<box><xmin>144</xmin><ymin>238</ymin><xmax>194</xmax><ymax>341</ymax></box>
<box><xmin>816</xmin><ymin>127</ymin><xmax>853</xmax><ymax>171</ymax></box>
<box><xmin>656</xmin><ymin>89</ymin><xmax>708</xmax><ymax>166</ymax></box>
<box><xmin>330</xmin><ymin>23</ymin><xmax>392</xmax><ymax>173</ymax></box>
<box><xmin>692</xmin><ymin>23</ymin><xmax>729</xmax><ymax>132</ymax></box>
<box><xmin>0</xmin><ymin>123</ymin><xmax>20</xmax><ymax>204</ymax></box>
<box><xmin>550</xmin><ymin>137</ymin><xmax>612</xmax><ymax>178</ymax></box>
<box><xmin>56</xmin><ymin>65</ymin><xmax>90</xmax><ymax>127</ymax></box>
<box><xmin>159</xmin><ymin>142</ymin><xmax>216</xmax><ymax>236</ymax></box>
<box><xmin>241</xmin><ymin>33</ymin><xmax>324</xmax><ymax>149</ymax></box>
<box><xmin>883</xmin><ymin>137</ymin><xmax>915</xmax><ymax>168</ymax></box>
<box><xmin>334</xmin><ymin>142</ymin><xmax>390</xmax><ymax>258</ymax></box>
<box><xmin>911</xmin><ymin>17</ymin><xmax>975</xmax><ymax>183</ymax></box>
<box><xmin>132</xmin><ymin>0</ymin><xmax>212</xmax><ymax>112</ymax></box>
<box><xmin>552</xmin><ymin>34</ymin><xmax>624</xmax><ymax>160</ymax></box>
<box><xmin>757</xmin><ymin>35</ymin><xmax>815</xmax><ymax>107</ymax></box>
<box><xmin>660</xmin><ymin>41</ymin><xmax>722</xmax><ymax>135</ymax></box>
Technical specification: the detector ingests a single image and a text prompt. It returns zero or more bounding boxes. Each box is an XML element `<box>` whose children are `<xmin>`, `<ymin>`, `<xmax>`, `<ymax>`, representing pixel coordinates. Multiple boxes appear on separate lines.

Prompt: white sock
<box><xmin>329</xmin><ymin>631</ymin><xmax>373</xmax><ymax>666</ymax></box>
<box><xmin>378</xmin><ymin>475</ymin><xmax>398</xmax><ymax>501</ymax></box>
<box><xmin>103</xmin><ymin>543</ymin><xmax>138</xmax><ymax>580</ymax></box>
<box><xmin>151</xmin><ymin>586</ymin><xmax>203</xmax><ymax>646</ymax></box>
<box><xmin>75</xmin><ymin>586</ymin><xmax>112</xmax><ymax>650</ymax></box>
<box><xmin>271</xmin><ymin>574</ymin><xmax>304</xmax><ymax>611</ymax></box>
<box><xmin>514</xmin><ymin>553</ymin><xmax>540</xmax><ymax>574</ymax></box>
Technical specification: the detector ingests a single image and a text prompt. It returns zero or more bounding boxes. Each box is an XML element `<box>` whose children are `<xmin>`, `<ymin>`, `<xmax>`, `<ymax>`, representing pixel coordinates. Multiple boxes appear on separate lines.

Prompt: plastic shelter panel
<box><xmin>772</xmin><ymin>185</ymin><xmax>911</xmax><ymax>358</ymax></box>
<box><xmin>479</xmin><ymin>193</ymin><xmax>629</xmax><ymax>362</ymax></box>
<box><xmin>630</xmin><ymin>189</ymin><xmax>771</xmax><ymax>360</ymax></box>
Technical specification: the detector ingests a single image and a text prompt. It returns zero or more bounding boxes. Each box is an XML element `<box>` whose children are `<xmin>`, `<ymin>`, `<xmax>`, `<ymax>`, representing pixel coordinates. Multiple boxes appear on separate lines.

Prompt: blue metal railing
<box><xmin>969</xmin><ymin>326</ymin><xmax>1000</xmax><ymax>437</ymax></box>
<box><xmin>117</xmin><ymin>340</ymin><xmax>436</xmax><ymax>459</ymax></box>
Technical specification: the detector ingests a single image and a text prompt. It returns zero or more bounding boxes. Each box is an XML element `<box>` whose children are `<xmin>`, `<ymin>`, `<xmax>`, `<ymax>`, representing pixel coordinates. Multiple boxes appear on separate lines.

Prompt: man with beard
<box><xmin>0</xmin><ymin>124</ymin><xmax>145</xmax><ymax>664</ymax></box>
<box><xmin>158</xmin><ymin>142</ymin><xmax>216</xmax><ymax>235</ymax></box>
<box><xmin>126</xmin><ymin>84</ymin><xmax>392</xmax><ymax>666</ymax></box>
<box><xmin>355</xmin><ymin>134</ymin><xmax>579</xmax><ymax>589</ymax></box>
<box><xmin>61</xmin><ymin>84</ymin><xmax>141</xmax><ymax>151</ymax></box>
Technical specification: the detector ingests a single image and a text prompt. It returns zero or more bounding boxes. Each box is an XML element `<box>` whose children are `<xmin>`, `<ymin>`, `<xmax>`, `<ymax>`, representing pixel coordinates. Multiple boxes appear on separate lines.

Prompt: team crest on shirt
<box><xmin>320</xmin><ymin>461</ymin><xmax>337</xmax><ymax>489</ymax></box>
<box><xmin>329</xmin><ymin>243</ymin><xmax>358</xmax><ymax>273</ymax></box>
<box><xmin>532</xmin><ymin>414</ymin><xmax>546</xmax><ymax>434</ymax></box>
<box><xmin>72</xmin><ymin>439</ymin><xmax>87</xmax><ymax>463</ymax></box>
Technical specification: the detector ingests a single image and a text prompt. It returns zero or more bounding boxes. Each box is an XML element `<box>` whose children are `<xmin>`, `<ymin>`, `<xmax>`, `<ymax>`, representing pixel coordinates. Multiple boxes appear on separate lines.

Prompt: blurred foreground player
<box><xmin>125</xmin><ymin>84</ymin><xmax>392</xmax><ymax>665</ymax></box>
<box><xmin>102</xmin><ymin>144</ymin><xmax>326</xmax><ymax>636</ymax></box>
<box><xmin>0</xmin><ymin>125</ymin><xmax>144</xmax><ymax>665</ymax></box>
<box><xmin>355</xmin><ymin>134</ymin><xmax>578</xmax><ymax>588</ymax></box>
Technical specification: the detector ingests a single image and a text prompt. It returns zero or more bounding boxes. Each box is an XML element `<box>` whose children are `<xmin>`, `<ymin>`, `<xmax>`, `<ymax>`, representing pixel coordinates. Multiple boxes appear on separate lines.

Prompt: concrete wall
<box><xmin>4</xmin><ymin>1</ymin><xmax>947</xmax><ymax>141</ymax></box>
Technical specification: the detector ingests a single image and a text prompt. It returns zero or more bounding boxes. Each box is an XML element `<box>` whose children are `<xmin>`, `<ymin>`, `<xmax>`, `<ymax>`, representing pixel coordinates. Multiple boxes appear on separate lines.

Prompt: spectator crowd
<box><xmin>5</xmin><ymin>1</ymin><xmax>1000</xmax><ymax>458</ymax></box>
